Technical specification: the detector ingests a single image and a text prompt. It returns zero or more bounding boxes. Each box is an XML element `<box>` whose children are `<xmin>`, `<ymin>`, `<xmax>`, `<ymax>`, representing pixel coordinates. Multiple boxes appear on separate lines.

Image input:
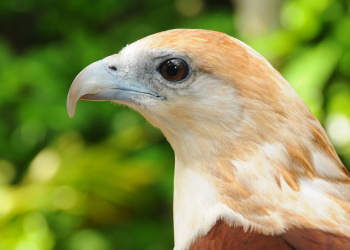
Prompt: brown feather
<box><xmin>190</xmin><ymin>220</ymin><xmax>350</xmax><ymax>250</ymax></box>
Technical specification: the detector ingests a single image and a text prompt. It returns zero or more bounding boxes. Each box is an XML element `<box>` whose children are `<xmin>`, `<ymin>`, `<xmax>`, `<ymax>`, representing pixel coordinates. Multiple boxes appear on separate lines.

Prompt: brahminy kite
<box><xmin>67</xmin><ymin>29</ymin><xmax>350</xmax><ymax>249</ymax></box>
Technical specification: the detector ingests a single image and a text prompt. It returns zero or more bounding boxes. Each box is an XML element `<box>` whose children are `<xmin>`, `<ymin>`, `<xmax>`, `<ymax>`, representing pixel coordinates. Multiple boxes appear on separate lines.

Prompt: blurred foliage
<box><xmin>0</xmin><ymin>0</ymin><xmax>349</xmax><ymax>249</ymax></box>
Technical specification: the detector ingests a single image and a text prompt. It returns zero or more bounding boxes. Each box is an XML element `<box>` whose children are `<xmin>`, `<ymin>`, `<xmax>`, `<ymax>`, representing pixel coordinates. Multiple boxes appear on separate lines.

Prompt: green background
<box><xmin>0</xmin><ymin>0</ymin><xmax>350</xmax><ymax>249</ymax></box>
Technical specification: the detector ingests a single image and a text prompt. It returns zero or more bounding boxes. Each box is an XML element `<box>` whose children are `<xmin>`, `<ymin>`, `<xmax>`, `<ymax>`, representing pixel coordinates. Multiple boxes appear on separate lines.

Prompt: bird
<box><xmin>67</xmin><ymin>29</ymin><xmax>350</xmax><ymax>249</ymax></box>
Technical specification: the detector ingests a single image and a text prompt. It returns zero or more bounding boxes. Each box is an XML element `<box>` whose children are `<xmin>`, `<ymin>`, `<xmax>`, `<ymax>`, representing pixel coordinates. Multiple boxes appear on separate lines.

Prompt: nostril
<box><xmin>109</xmin><ymin>66</ymin><xmax>117</xmax><ymax>71</ymax></box>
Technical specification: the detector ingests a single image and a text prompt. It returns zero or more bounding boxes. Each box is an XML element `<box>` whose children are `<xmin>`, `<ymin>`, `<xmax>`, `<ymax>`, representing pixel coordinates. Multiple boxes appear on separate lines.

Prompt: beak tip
<box><xmin>66</xmin><ymin>59</ymin><xmax>110</xmax><ymax>119</ymax></box>
<box><xmin>67</xmin><ymin>107</ymin><xmax>76</xmax><ymax>118</ymax></box>
<box><xmin>67</xmin><ymin>95</ymin><xmax>77</xmax><ymax>119</ymax></box>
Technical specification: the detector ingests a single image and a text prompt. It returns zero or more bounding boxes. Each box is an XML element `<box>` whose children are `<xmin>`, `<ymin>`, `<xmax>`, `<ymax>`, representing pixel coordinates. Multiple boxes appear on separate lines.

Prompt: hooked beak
<box><xmin>67</xmin><ymin>58</ymin><xmax>164</xmax><ymax>118</ymax></box>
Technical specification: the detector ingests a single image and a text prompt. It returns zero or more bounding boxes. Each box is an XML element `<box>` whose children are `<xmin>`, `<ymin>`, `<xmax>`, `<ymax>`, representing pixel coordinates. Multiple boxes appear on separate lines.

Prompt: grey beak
<box><xmin>67</xmin><ymin>58</ymin><xmax>164</xmax><ymax>118</ymax></box>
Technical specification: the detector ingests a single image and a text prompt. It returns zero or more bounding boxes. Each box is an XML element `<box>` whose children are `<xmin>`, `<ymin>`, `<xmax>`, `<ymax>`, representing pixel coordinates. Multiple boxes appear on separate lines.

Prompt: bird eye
<box><xmin>159</xmin><ymin>58</ymin><xmax>189</xmax><ymax>82</ymax></box>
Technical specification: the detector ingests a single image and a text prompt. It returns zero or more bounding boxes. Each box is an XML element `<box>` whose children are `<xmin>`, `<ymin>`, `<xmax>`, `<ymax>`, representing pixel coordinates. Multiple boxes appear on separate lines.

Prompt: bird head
<box><xmin>68</xmin><ymin>29</ymin><xmax>303</xmax><ymax>161</ymax></box>
<box><xmin>67</xmin><ymin>29</ymin><xmax>342</xmax><ymax>173</ymax></box>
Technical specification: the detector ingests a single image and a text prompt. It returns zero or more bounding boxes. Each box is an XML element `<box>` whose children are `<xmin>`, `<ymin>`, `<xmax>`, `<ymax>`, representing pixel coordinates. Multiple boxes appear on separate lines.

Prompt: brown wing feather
<box><xmin>190</xmin><ymin>220</ymin><xmax>350</xmax><ymax>250</ymax></box>
<box><xmin>284</xmin><ymin>227</ymin><xmax>350</xmax><ymax>250</ymax></box>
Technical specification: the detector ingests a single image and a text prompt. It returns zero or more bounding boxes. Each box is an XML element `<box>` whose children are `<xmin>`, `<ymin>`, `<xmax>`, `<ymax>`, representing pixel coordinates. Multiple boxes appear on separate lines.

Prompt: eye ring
<box><xmin>158</xmin><ymin>58</ymin><xmax>189</xmax><ymax>82</ymax></box>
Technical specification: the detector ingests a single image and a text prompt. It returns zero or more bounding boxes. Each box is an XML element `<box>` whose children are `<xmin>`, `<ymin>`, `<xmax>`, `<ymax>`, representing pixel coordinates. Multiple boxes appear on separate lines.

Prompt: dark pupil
<box><xmin>159</xmin><ymin>58</ymin><xmax>189</xmax><ymax>82</ymax></box>
<box><xmin>166</xmin><ymin>61</ymin><xmax>179</xmax><ymax>76</ymax></box>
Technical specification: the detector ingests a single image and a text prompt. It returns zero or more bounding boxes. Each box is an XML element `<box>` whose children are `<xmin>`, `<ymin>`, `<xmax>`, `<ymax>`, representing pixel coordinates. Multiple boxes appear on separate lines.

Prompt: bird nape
<box><xmin>67</xmin><ymin>29</ymin><xmax>350</xmax><ymax>250</ymax></box>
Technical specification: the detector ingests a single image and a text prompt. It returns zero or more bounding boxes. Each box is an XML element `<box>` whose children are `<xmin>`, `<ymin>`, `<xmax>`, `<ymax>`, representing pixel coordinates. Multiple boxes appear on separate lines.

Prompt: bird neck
<box><xmin>168</xmin><ymin>121</ymin><xmax>350</xmax><ymax>250</ymax></box>
<box><xmin>172</xmin><ymin>153</ymin><xmax>232</xmax><ymax>250</ymax></box>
